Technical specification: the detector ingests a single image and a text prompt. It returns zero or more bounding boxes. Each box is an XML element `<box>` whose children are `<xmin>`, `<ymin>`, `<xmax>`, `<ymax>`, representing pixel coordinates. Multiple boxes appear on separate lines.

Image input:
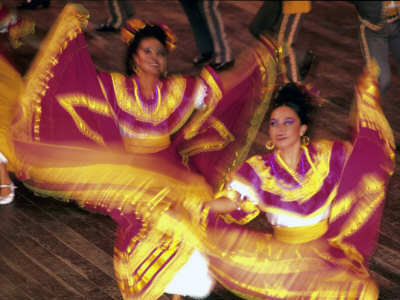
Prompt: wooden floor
<box><xmin>1</xmin><ymin>1</ymin><xmax>399</xmax><ymax>299</ymax></box>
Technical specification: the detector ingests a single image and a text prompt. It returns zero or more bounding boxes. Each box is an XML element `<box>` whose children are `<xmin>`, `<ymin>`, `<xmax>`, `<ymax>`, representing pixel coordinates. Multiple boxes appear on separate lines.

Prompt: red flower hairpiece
<box><xmin>121</xmin><ymin>18</ymin><xmax>177</xmax><ymax>52</ymax></box>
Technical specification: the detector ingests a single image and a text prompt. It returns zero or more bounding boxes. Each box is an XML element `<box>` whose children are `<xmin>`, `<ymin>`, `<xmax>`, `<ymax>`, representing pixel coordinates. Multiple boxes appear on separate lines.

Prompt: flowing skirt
<box><xmin>1</xmin><ymin>3</ymin><xmax>393</xmax><ymax>300</ymax></box>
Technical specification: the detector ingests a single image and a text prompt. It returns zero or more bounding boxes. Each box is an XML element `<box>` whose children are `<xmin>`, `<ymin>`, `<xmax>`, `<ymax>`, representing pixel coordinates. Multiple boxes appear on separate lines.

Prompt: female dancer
<box><xmin>205</xmin><ymin>63</ymin><xmax>395</xmax><ymax>299</ymax></box>
<box><xmin>3</xmin><ymin>3</ymin><xmax>279</xmax><ymax>299</ymax></box>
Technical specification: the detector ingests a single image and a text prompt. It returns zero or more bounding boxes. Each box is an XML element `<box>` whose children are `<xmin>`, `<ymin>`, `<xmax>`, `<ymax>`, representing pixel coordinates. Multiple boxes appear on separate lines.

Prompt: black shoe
<box><xmin>210</xmin><ymin>60</ymin><xmax>235</xmax><ymax>71</ymax></box>
<box><xmin>96</xmin><ymin>23</ymin><xmax>119</xmax><ymax>32</ymax></box>
<box><xmin>193</xmin><ymin>51</ymin><xmax>213</xmax><ymax>66</ymax></box>
<box><xmin>300</xmin><ymin>50</ymin><xmax>318</xmax><ymax>79</ymax></box>
<box><xmin>18</xmin><ymin>0</ymin><xmax>50</xmax><ymax>9</ymax></box>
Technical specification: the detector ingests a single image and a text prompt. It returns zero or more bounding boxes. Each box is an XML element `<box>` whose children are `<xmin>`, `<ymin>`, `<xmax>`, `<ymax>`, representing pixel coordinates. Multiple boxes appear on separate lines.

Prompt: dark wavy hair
<box><xmin>126</xmin><ymin>25</ymin><xmax>167</xmax><ymax>76</ymax></box>
<box><xmin>269</xmin><ymin>82</ymin><xmax>313</xmax><ymax>125</ymax></box>
<box><xmin>266</xmin><ymin>82</ymin><xmax>317</xmax><ymax>139</ymax></box>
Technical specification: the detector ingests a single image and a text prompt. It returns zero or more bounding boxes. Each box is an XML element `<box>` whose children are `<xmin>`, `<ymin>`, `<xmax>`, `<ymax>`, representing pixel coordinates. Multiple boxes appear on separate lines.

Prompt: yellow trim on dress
<box><xmin>14</xmin><ymin>4</ymin><xmax>89</xmax><ymax>142</ymax></box>
<box><xmin>248</xmin><ymin>141</ymin><xmax>333</xmax><ymax>204</ymax></box>
<box><xmin>179</xmin><ymin>117</ymin><xmax>234</xmax><ymax>166</ymax></box>
<box><xmin>356</xmin><ymin>62</ymin><xmax>395</xmax><ymax>165</ymax></box>
<box><xmin>273</xmin><ymin>220</ymin><xmax>328</xmax><ymax>244</ymax></box>
<box><xmin>110</xmin><ymin>73</ymin><xmax>188</xmax><ymax>126</ymax></box>
<box><xmin>122</xmin><ymin>135</ymin><xmax>170</xmax><ymax>153</ymax></box>
<box><xmin>183</xmin><ymin>68</ymin><xmax>222</xmax><ymax>140</ymax></box>
<box><xmin>57</xmin><ymin>94</ymin><xmax>112</xmax><ymax>147</ymax></box>
<box><xmin>215</xmin><ymin>189</ymin><xmax>260</xmax><ymax>225</ymax></box>
<box><xmin>220</xmin><ymin>200</ymin><xmax>260</xmax><ymax>225</ymax></box>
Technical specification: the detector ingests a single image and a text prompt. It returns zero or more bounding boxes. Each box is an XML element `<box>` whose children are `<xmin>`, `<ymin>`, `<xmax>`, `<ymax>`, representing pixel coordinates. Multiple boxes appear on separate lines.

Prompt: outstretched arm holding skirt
<box><xmin>6</xmin><ymin>3</ymin><xmax>281</xmax><ymax>300</ymax></box>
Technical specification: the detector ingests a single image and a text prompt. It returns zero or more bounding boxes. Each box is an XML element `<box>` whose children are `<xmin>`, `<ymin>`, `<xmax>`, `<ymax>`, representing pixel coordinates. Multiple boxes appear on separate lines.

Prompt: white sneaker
<box><xmin>0</xmin><ymin>183</ymin><xmax>15</xmax><ymax>205</ymax></box>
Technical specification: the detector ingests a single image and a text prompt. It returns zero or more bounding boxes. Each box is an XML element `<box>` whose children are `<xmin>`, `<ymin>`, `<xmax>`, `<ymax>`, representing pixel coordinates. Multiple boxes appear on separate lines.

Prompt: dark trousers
<box><xmin>359</xmin><ymin>19</ymin><xmax>400</xmax><ymax>96</ymax></box>
<box><xmin>105</xmin><ymin>0</ymin><xmax>133</xmax><ymax>29</ymax></box>
<box><xmin>249</xmin><ymin>1</ymin><xmax>282</xmax><ymax>37</ymax></box>
<box><xmin>277</xmin><ymin>13</ymin><xmax>306</xmax><ymax>83</ymax></box>
<box><xmin>179</xmin><ymin>0</ymin><xmax>234</xmax><ymax>64</ymax></box>
<box><xmin>249</xmin><ymin>1</ymin><xmax>307</xmax><ymax>83</ymax></box>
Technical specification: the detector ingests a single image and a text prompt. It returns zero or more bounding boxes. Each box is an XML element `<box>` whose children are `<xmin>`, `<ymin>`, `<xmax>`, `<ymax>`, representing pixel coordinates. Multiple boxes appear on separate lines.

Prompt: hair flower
<box><xmin>121</xmin><ymin>18</ymin><xmax>147</xmax><ymax>45</ymax></box>
<box><xmin>154</xmin><ymin>21</ymin><xmax>177</xmax><ymax>52</ymax></box>
<box><xmin>121</xmin><ymin>18</ymin><xmax>177</xmax><ymax>52</ymax></box>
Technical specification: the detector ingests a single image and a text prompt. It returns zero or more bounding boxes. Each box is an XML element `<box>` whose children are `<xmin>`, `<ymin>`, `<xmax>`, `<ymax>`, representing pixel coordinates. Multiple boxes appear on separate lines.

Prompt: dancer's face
<box><xmin>269</xmin><ymin>105</ymin><xmax>307</xmax><ymax>152</ymax></box>
<box><xmin>134</xmin><ymin>37</ymin><xmax>167</xmax><ymax>78</ymax></box>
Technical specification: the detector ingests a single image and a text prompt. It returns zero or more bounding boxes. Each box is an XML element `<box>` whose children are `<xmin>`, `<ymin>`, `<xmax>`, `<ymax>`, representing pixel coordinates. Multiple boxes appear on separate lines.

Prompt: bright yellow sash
<box><xmin>122</xmin><ymin>135</ymin><xmax>170</xmax><ymax>154</ymax></box>
<box><xmin>273</xmin><ymin>219</ymin><xmax>328</xmax><ymax>244</ymax></box>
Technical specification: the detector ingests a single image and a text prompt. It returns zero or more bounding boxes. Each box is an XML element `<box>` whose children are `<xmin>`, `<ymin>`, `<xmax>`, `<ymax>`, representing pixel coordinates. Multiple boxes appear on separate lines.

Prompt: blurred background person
<box><xmin>354</xmin><ymin>1</ymin><xmax>400</xmax><ymax>98</ymax></box>
<box><xmin>179</xmin><ymin>0</ymin><xmax>235</xmax><ymax>71</ymax></box>
<box><xmin>249</xmin><ymin>0</ymin><xmax>281</xmax><ymax>37</ymax></box>
<box><xmin>250</xmin><ymin>0</ymin><xmax>315</xmax><ymax>83</ymax></box>
<box><xmin>17</xmin><ymin>0</ymin><xmax>50</xmax><ymax>10</ymax></box>
<box><xmin>96</xmin><ymin>0</ymin><xmax>134</xmax><ymax>32</ymax></box>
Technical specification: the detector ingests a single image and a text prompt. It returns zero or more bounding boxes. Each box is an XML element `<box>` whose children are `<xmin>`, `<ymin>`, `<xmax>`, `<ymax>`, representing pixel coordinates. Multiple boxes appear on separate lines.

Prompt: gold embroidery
<box><xmin>183</xmin><ymin>68</ymin><xmax>222</xmax><ymax>140</ymax></box>
<box><xmin>330</xmin><ymin>175</ymin><xmax>385</xmax><ymax>239</ymax></box>
<box><xmin>273</xmin><ymin>220</ymin><xmax>328</xmax><ymax>244</ymax></box>
<box><xmin>115</xmin><ymin>230</ymin><xmax>193</xmax><ymax>299</ymax></box>
<box><xmin>132</xmin><ymin>239</ymin><xmax>177</xmax><ymax>292</ymax></box>
<box><xmin>321</xmin><ymin>174</ymin><xmax>387</xmax><ymax>279</ymax></box>
<box><xmin>57</xmin><ymin>94</ymin><xmax>112</xmax><ymax>146</ymax></box>
<box><xmin>321</xmin><ymin>63</ymin><xmax>395</xmax><ymax>279</ymax></box>
<box><xmin>219</xmin><ymin>42</ymin><xmax>277</xmax><ymax>188</ymax></box>
<box><xmin>133</xmin><ymin>79</ymin><xmax>162</xmax><ymax>116</ymax></box>
<box><xmin>248</xmin><ymin>141</ymin><xmax>333</xmax><ymax>204</ymax></box>
<box><xmin>275</xmin><ymin>147</ymin><xmax>310</xmax><ymax>184</ymax></box>
<box><xmin>210</xmin><ymin>264</ymin><xmax>369</xmax><ymax>299</ymax></box>
<box><xmin>215</xmin><ymin>189</ymin><xmax>260</xmax><ymax>225</ymax></box>
<box><xmin>221</xmin><ymin>200</ymin><xmax>260</xmax><ymax>225</ymax></box>
<box><xmin>14</xmin><ymin>4</ymin><xmax>89</xmax><ymax>142</ymax></box>
<box><xmin>111</xmin><ymin>73</ymin><xmax>190</xmax><ymax>126</ymax></box>
<box><xmin>330</xmin><ymin>175</ymin><xmax>385</xmax><ymax>223</ymax></box>
<box><xmin>121</xmin><ymin>135</ymin><xmax>171</xmax><ymax>153</ymax></box>
<box><xmin>356</xmin><ymin>67</ymin><xmax>395</xmax><ymax>165</ymax></box>
<box><xmin>179</xmin><ymin>117</ymin><xmax>234</xmax><ymax>164</ymax></box>
<box><xmin>200</xmin><ymin>205</ymin><xmax>210</xmax><ymax>231</ymax></box>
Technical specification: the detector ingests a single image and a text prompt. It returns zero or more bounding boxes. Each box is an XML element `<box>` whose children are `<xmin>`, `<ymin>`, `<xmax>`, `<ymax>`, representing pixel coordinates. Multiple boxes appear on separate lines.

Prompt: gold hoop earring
<box><xmin>162</xmin><ymin>70</ymin><xmax>168</xmax><ymax>78</ymax></box>
<box><xmin>302</xmin><ymin>135</ymin><xmax>310</xmax><ymax>146</ymax></box>
<box><xmin>133</xmin><ymin>64</ymin><xmax>141</xmax><ymax>76</ymax></box>
<box><xmin>265</xmin><ymin>140</ymin><xmax>275</xmax><ymax>150</ymax></box>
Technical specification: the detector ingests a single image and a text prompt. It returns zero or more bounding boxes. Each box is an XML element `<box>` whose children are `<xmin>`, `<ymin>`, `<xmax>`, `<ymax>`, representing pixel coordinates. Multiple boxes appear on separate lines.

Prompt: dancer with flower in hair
<box><xmin>1</xmin><ymin>3</ymin><xmax>281</xmax><ymax>299</ymax></box>
<box><xmin>204</xmin><ymin>64</ymin><xmax>395</xmax><ymax>299</ymax></box>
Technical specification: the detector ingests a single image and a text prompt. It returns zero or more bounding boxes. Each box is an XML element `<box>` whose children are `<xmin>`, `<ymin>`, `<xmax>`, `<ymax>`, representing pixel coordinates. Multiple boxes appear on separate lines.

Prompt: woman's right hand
<box><xmin>209</xmin><ymin>196</ymin><xmax>239</xmax><ymax>214</ymax></box>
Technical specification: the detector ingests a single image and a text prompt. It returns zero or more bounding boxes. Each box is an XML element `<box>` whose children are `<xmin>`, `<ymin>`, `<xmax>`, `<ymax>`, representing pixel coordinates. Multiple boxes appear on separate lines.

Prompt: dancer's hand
<box><xmin>208</xmin><ymin>196</ymin><xmax>238</xmax><ymax>214</ymax></box>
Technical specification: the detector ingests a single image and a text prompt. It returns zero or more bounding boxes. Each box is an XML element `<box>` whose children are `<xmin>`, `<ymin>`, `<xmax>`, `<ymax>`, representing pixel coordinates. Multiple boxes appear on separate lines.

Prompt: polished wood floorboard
<box><xmin>1</xmin><ymin>1</ymin><xmax>399</xmax><ymax>299</ymax></box>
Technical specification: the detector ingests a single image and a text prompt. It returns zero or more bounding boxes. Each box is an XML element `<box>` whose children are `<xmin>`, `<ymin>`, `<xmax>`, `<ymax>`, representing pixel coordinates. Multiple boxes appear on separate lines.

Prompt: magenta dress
<box><xmin>1</xmin><ymin>3</ymin><xmax>394</xmax><ymax>299</ymax></box>
<box><xmin>203</xmin><ymin>65</ymin><xmax>395</xmax><ymax>299</ymax></box>
<box><xmin>4</xmin><ymin>4</ymin><xmax>280</xmax><ymax>299</ymax></box>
